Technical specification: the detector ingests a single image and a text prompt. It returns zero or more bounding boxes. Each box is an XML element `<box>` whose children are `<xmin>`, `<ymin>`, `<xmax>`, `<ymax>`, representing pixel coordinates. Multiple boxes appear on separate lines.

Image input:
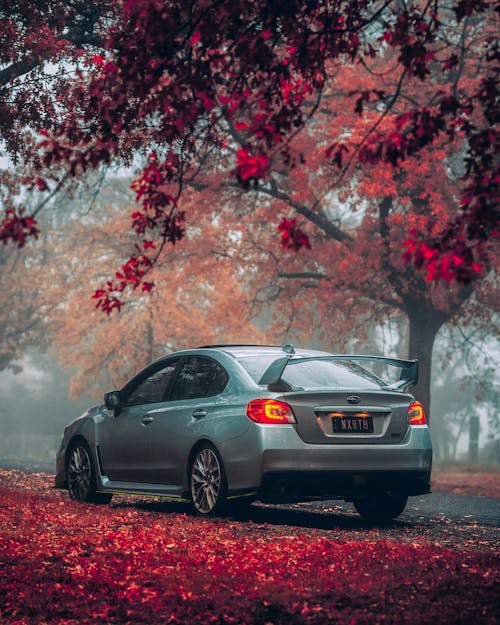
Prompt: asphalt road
<box><xmin>230</xmin><ymin>490</ymin><xmax>500</xmax><ymax>526</ymax></box>
<box><xmin>204</xmin><ymin>491</ymin><xmax>500</xmax><ymax>550</ymax></box>
<box><xmin>405</xmin><ymin>491</ymin><xmax>499</xmax><ymax>526</ymax></box>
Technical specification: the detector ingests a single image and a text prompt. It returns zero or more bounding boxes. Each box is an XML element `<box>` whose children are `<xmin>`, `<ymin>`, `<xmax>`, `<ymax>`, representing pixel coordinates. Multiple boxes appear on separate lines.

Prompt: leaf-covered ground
<box><xmin>0</xmin><ymin>470</ymin><xmax>498</xmax><ymax>625</ymax></box>
<box><xmin>431</xmin><ymin>470</ymin><xmax>500</xmax><ymax>499</ymax></box>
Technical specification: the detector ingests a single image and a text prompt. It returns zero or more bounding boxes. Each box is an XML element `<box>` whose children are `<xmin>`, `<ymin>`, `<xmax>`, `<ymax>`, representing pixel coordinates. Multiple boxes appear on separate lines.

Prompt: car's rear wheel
<box><xmin>353</xmin><ymin>493</ymin><xmax>408</xmax><ymax>523</ymax></box>
<box><xmin>190</xmin><ymin>445</ymin><xmax>227</xmax><ymax>515</ymax></box>
<box><xmin>67</xmin><ymin>441</ymin><xmax>112</xmax><ymax>504</ymax></box>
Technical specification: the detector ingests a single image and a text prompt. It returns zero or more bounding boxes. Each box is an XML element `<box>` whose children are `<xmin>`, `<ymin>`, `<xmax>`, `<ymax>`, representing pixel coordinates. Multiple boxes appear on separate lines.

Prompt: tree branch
<box><xmin>278</xmin><ymin>271</ymin><xmax>326</xmax><ymax>279</ymax></box>
<box><xmin>260</xmin><ymin>180</ymin><xmax>354</xmax><ymax>244</ymax></box>
<box><xmin>0</xmin><ymin>29</ymin><xmax>104</xmax><ymax>86</ymax></box>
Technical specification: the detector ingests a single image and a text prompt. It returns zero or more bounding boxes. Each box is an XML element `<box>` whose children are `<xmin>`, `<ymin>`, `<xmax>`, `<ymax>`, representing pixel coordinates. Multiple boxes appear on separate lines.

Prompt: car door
<box><xmin>98</xmin><ymin>359</ymin><xmax>180</xmax><ymax>483</ymax></box>
<box><xmin>148</xmin><ymin>356</ymin><xmax>229</xmax><ymax>486</ymax></box>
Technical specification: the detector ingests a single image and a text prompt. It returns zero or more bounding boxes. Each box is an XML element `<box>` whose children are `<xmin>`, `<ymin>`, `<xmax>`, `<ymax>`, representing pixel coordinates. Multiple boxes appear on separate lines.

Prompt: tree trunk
<box><xmin>146</xmin><ymin>311</ymin><xmax>154</xmax><ymax>365</ymax></box>
<box><xmin>406</xmin><ymin>301</ymin><xmax>448</xmax><ymax>420</ymax></box>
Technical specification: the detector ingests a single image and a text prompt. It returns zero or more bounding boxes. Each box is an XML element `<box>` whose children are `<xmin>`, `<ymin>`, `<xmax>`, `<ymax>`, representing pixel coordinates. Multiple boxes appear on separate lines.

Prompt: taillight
<box><xmin>246</xmin><ymin>399</ymin><xmax>296</xmax><ymax>424</ymax></box>
<box><xmin>408</xmin><ymin>401</ymin><xmax>427</xmax><ymax>425</ymax></box>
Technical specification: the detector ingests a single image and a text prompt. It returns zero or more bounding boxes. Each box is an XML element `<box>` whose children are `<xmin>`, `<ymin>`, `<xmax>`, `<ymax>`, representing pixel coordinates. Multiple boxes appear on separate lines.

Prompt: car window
<box><xmin>237</xmin><ymin>355</ymin><xmax>383</xmax><ymax>389</ymax></box>
<box><xmin>126</xmin><ymin>361</ymin><xmax>179</xmax><ymax>406</ymax></box>
<box><xmin>169</xmin><ymin>356</ymin><xmax>228</xmax><ymax>400</ymax></box>
<box><xmin>236</xmin><ymin>355</ymin><xmax>279</xmax><ymax>383</ymax></box>
<box><xmin>283</xmin><ymin>359</ymin><xmax>383</xmax><ymax>390</ymax></box>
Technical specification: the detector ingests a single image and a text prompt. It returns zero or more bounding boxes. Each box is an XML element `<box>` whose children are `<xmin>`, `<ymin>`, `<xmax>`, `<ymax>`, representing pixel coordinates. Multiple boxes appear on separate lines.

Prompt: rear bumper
<box><xmin>258</xmin><ymin>425</ymin><xmax>432</xmax><ymax>501</ymax></box>
<box><xmin>223</xmin><ymin>424</ymin><xmax>432</xmax><ymax>501</ymax></box>
<box><xmin>260</xmin><ymin>469</ymin><xmax>431</xmax><ymax>502</ymax></box>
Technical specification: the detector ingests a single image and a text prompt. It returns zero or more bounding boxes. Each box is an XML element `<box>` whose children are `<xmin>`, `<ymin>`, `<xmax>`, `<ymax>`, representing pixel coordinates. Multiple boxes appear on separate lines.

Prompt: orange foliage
<box><xmin>143</xmin><ymin>41</ymin><xmax>499</xmax><ymax>414</ymax></box>
<box><xmin>0</xmin><ymin>239</ymin><xmax>65</xmax><ymax>372</ymax></box>
<box><xmin>52</xmin><ymin>194</ymin><xmax>266</xmax><ymax>397</ymax></box>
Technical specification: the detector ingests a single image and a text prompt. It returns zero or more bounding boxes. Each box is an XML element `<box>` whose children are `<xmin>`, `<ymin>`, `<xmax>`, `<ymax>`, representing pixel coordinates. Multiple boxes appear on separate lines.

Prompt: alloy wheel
<box><xmin>67</xmin><ymin>445</ymin><xmax>93</xmax><ymax>502</ymax></box>
<box><xmin>190</xmin><ymin>447</ymin><xmax>224</xmax><ymax>514</ymax></box>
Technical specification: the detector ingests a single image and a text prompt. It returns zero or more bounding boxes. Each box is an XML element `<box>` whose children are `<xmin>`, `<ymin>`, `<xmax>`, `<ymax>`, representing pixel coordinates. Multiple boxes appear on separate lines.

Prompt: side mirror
<box><xmin>104</xmin><ymin>391</ymin><xmax>121</xmax><ymax>411</ymax></box>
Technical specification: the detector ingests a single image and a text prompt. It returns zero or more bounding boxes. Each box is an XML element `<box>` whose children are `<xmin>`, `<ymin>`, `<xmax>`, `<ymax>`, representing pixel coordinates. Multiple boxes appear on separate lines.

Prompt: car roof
<box><xmin>198</xmin><ymin>344</ymin><xmax>333</xmax><ymax>359</ymax></box>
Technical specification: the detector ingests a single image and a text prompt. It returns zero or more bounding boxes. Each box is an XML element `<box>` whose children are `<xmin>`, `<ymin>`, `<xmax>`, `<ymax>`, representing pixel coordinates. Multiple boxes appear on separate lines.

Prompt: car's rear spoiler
<box><xmin>258</xmin><ymin>355</ymin><xmax>419</xmax><ymax>390</ymax></box>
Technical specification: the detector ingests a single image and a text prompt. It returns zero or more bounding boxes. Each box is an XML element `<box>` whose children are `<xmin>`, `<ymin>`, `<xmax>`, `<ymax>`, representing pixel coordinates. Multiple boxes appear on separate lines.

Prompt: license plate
<box><xmin>332</xmin><ymin>416</ymin><xmax>374</xmax><ymax>433</ymax></box>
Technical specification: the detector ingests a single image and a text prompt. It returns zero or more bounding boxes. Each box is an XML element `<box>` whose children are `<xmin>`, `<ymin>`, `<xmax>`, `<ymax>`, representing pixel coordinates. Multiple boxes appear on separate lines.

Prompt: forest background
<box><xmin>0</xmin><ymin>0</ymin><xmax>498</xmax><ymax>468</ymax></box>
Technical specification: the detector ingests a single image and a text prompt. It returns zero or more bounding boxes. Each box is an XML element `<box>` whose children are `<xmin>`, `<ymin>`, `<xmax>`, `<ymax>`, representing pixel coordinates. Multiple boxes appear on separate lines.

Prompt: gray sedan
<box><xmin>55</xmin><ymin>344</ymin><xmax>432</xmax><ymax>522</ymax></box>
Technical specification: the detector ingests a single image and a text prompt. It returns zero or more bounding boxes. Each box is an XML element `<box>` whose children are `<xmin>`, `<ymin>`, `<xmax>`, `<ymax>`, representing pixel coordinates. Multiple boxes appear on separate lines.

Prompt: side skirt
<box><xmin>94</xmin><ymin>445</ymin><xmax>188</xmax><ymax>500</ymax></box>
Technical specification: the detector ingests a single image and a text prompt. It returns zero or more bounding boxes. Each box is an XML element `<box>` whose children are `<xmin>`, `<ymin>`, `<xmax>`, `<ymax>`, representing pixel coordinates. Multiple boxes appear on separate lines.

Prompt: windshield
<box><xmin>238</xmin><ymin>356</ymin><xmax>384</xmax><ymax>390</ymax></box>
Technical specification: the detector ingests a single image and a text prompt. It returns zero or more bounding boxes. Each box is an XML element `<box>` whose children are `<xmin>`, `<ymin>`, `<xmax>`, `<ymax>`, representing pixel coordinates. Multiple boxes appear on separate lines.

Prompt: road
<box><xmin>200</xmin><ymin>491</ymin><xmax>500</xmax><ymax>550</ymax></box>
<box><xmin>405</xmin><ymin>491</ymin><xmax>499</xmax><ymax>525</ymax></box>
<box><xmin>106</xmin><ymin>488</ymin><xmax>500</xmax><ymax>550</ymax></box>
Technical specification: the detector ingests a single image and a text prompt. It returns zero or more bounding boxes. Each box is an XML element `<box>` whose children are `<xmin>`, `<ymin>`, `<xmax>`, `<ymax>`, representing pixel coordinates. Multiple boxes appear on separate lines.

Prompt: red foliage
<box><xmin>278</xmin><ymin>218</ymin><xmax>311</xmax><ymax>252</ymax></box>
<box><xmin>92</xmin><ymin>151</ymin><xmax>186</xmax><ymax>313</ymax></box>
<box><xmin>92</xmin><ymin>253</ymin><xmax>153</xmax><ymax>314</ymax></box>
<box><xmin>0</xmin><ymin>209</ymin><xmax>40</xmax><ymax>247</ymax></box>
<box><xmin>403</xmin><ymin>234</ymin><xmax>484</xmax><ymax>284</ymax></box>
<box><xmin>0</xmin><ymin>1</ymin><xmax>498</xmax><ymax>308</ymax></box>
<box><xmin>235</xmin><ymin>148</ymin><xmax>270</xmax><ymax>184</ymax></box>
<box><xmin>0</xmin><ymin>472</ymin><xmax>499</xmax><ymax>625</ymax></box>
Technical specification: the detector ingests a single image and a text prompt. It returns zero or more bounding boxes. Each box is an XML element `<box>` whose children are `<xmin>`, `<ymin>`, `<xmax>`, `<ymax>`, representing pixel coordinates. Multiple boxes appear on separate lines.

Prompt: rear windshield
<box><xmin>238</xmin><ymin>356</ymin><xmax>384</xmax><ymax>390</ymax></box>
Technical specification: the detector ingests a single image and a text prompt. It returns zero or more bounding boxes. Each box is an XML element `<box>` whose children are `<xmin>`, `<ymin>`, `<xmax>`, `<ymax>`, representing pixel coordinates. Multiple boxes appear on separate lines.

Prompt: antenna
<box><xmin>282</xmin><ymin>344</ymin><xmax>295</xmax><ymax>354</ymax></box>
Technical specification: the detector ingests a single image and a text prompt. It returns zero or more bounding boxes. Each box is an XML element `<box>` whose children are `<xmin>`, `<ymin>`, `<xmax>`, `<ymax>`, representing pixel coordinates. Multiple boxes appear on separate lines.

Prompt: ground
<box><xmin>0</xmin><ymin>464</ymin><xmax>498</xmax><ymax>625</ymax></box>
<box><xmin>431</xmin><ymin>467</ymin><xmax>500</xmax><ymax>499</ymax></box>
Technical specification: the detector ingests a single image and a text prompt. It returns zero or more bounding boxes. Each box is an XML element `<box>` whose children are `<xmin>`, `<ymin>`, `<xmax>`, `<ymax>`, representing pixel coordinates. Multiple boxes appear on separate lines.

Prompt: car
<box><xmin>55</xmin><ymin>344</ymin><xmax>432</xmax><ymax>522</ymax></box>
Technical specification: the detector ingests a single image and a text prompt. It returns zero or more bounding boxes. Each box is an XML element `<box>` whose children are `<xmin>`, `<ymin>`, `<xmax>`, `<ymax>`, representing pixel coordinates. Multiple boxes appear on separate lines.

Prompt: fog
<box><xmin>0</xmin><ymin>352</ymin><xmax>95</xmax><ymax>472</ymax></box>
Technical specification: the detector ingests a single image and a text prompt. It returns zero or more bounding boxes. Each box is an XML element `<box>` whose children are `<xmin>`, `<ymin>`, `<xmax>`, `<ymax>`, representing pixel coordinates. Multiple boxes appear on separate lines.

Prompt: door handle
<box><xmin>192</xmin><ymin>409</ymin><xmax>207</xmax><ymax>419</ymax></box>
<box><xmin>141</xmin><ymin>415</ymin><xmax>154</xmax><ymax>425</ymax></box>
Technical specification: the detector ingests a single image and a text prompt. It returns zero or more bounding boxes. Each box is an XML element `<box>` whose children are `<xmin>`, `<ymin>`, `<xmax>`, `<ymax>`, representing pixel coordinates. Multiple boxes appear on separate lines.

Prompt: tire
<box><xmin>353</xmin><ymin>493</ymin><xmax>408</xmax><ymax>523</ymax></box>
<box><xmin>224</xmin><ymin>496</ymin><xmax>254</xmax><ymax>519</ymax></box>
<box><xmin>66</xmin><ymin>441</ymin><xmax>112</xmax><ymax>504</ymax></box>
<box><xmin>190</xmin><ymin>445</ymin><xmax>227</xmax><ymax>515</ymax></box>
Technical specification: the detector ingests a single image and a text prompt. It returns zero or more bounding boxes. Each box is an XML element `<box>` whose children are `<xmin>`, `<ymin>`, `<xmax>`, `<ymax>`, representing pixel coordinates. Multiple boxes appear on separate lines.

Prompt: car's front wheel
<box><xmin>353</xmin><ymin>493</ymin><xmax>408</xmax><ymax>523</ymax></box>
<box><xmin>190</xmin><ymin>445</ymin><xmax>227</xmax><ymax>515</ymax></box>
<box><xmin>67</xmin><ymin>441</ymin><xmax>112</xmax><ymax>504</ymax></box>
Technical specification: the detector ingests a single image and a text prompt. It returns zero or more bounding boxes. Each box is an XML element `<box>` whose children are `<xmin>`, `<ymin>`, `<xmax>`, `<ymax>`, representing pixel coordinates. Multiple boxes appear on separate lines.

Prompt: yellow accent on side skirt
<box><xmin>97</xmin><ymin>490</ymin><xmax>257</xmax><ymax>502</ymax></box>
<box><xmin>227</xmin><ymin>492</ymin><xmax>258</xmax><ymax>500</ymax></box>
<box><xmin>97</xmin><ymin>490</ymin><xmax>189</xmax><ymax>502</ymax></box>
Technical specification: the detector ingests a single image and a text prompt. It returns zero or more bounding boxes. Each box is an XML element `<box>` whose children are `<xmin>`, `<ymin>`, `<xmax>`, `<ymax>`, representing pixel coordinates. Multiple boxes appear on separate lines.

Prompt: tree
<box><xmin>0</xmin><ymin>167</ymin><xmax>126</xmax><ymax>373</ymax></box>
<box><xmin>0</xmin><ymin>245</ymin><xmax>57</xmax><ymax>372</ymax></box>
<box><xmin>0</xmin><ymin>232</ymin><xmax>64</xmax><ymax>372</ymax></box>
<box><xmin>0</xmin><ymin>1</ymin><xmax>115</xmax><ymax>354</ymax></box>
<box><xmin>0</xmin><ymin>1</ymin><xmax>498</xmax><ymax>308</ymax></box>
<box><xmin>143</xmin><ymin>44</ymin><xmax>498</xmax><ymax>418</ymax></box>
<box><xmin>49</xmin><ymin>195</ymin><xmax>266</xmax><ymax>396</ymax></box>
<box><xmin>0</xmin><ymin>0</ymin><xmax>113</xmax><ymax>162</ymax></box>
<box><xmin>428</xmin><ymin>323</ymin><xmax>500</xmax><ymax>460</ymax></box>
